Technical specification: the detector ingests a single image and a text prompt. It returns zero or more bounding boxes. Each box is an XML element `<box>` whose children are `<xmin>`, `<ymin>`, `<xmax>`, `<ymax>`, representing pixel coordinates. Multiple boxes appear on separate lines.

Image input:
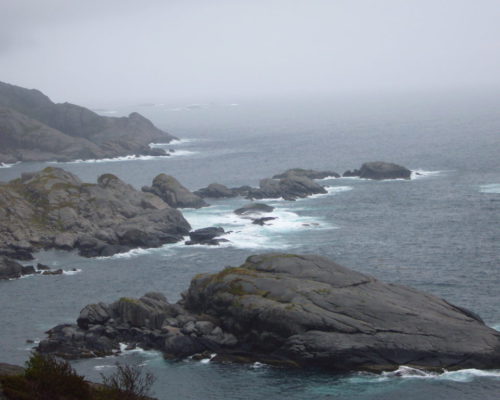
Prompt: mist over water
<box><xmin>0</xmin><ymin>91</ymin><xmax>499</xmax><ymax>399</ymax></box>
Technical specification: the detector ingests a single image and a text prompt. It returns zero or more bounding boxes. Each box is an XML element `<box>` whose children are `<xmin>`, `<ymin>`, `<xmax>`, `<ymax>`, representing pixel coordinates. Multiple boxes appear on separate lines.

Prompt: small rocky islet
<box><xmin>37</xmin><ymin>253</ymin><xmax>500</xmax><ymax>372</ymax></box>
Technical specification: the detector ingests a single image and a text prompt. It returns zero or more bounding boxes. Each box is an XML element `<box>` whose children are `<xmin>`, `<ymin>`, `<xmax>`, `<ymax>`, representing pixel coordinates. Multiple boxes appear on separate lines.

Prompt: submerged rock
<box><xmin>185</xmin><ymin>227</ymin><xmax>227</xmax><ymax>246</ymax></box>
<box><xmin>38</xmin><ymin>253</ymin><xmax>500</xmax><ymax>372</ymax></box>
<box><xmin>234</xmin><ymin>203</ymin><xmax>274</xmax><ymax>215</ymax></box>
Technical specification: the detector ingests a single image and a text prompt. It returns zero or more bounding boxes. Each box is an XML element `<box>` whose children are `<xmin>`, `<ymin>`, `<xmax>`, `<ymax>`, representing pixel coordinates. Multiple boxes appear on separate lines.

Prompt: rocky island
<box><xmin>0</xmin><ymin>81</ymin><xmax>176</xmax><ymax>164</ymax></box>
<box><xmin>0</xmin><ymin>167</ymin><xmax>190</xmax><ymax>260</ymax></box>
<box><xmin>38</xmin><ymin>254</ymin><xmax>500</xmax><ymax>372</ymax></box>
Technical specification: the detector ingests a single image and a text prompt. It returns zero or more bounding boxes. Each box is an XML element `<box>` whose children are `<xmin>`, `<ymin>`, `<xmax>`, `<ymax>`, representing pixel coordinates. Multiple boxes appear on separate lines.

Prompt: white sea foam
<box><xmin>63</xmin><ymin>269</ymin><xmax>82</xmax><ymax>275</ymax></box>
<box><xmin>182</xmin><ymin>203</ymin><xmax>335</xmax><ymax>250</ymax></box>
<box><xmin>165</xmin><ymin>138</ymin><xmax>199</xmax><ymax>145</ymax></box>
<box><xmin>491</xmin><ymin>323</ymin><xmax>500</xmax><ymax>331</ymax></box>
<box><xmin>0</xmin><ymin>162</ymin><xmax>19</xmax><ymax>168</ymax></box>
<box><xmin>411</xmin><ymin>169</ymin><xmax>443</xmax><ymax>180</ymax></box>
<box><xmin>53</xmin><ymin>150</ymin><xmax>197</xmax><ymax>165</ymax></box>
<box><xmin>367</xmin><ymin>366</ymin><xmax>500</xmax><ymax>382</ymax></box>
<box><xmin>480</xmin><ymin>184</ymin><xmax>500</xmax><ymax>194</ymax></box>
<box><xmin>199</xmin><ymin>353</ymin><xmax>217</xmax><ymax>364</ymax></box>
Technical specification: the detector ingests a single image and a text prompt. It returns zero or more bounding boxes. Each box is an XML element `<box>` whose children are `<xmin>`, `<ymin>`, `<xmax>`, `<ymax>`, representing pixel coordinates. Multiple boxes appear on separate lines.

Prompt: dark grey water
<box><xmin>1</xmin><ymin>90</ymin><xmax>499</xmax><ymax>399</ymax></box>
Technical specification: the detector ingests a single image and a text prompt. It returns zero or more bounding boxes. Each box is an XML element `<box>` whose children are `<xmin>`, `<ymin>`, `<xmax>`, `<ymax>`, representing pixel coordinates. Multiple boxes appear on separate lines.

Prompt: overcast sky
<box><xmin>1</xmin><ymin>0</ymin><xmax>499</xmax><ymax>106</ymax></box>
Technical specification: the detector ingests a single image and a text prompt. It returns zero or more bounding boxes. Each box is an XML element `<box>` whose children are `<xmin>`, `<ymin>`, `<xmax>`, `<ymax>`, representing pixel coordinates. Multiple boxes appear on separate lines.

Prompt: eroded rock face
<box><xmin>38</xmin><ymin>254</ymin><xmax>500</xmax><ymax>372</ymax></box>
<box><xmin>0</xmin><ymin>167</ymin><xmax>191</xmax><ymax>258</ymax></box>
<box><xmin>143</xmin><ymin>174</ymin><xmax>207</xmax><ymax>209</ymax></box>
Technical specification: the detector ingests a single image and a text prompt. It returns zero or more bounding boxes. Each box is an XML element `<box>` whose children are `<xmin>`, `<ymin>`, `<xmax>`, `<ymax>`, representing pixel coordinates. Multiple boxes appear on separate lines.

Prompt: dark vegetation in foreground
<box><xmin>0</xmin><ymin>353</ymin><xmax>156</xmax><ymax>400</ymax></box>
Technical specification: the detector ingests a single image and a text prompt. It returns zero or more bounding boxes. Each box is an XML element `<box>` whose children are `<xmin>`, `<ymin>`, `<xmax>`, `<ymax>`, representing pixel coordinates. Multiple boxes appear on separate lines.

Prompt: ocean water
<box><xmin>0</xmin><ymin>90</ymin><xmax>499</xmax><ymax>399</ymax></box>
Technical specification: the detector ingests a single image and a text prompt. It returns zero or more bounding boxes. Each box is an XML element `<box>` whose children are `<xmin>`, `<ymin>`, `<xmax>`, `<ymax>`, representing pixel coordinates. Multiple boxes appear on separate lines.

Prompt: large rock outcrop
<box><xmin>38</xmin><ymin>254</ymin><xmax>500</xmax><ymax>372</ymax></box>
<box><xmin>0</xmin><ymin>81</ymin><xmax>177</xmax><ymax>163</ymax></box>
<box><xmin>142</xmin><ymin>174</ymin><xmax>207</xmax><ymax>209</ymax></box>
<box><xmin>247</xmin><ymin>175</ymin><xmax>327</xmax><ymax>201</ymax></box>
<box><xmin>343</xmin><ymin>162</ymin><xmax>412</xmax><ymax>180</ymax></box>
<box><xmin>0</xmin><ymin>167</ymin><xmax>190</xmax><ymax>258</ymax></box>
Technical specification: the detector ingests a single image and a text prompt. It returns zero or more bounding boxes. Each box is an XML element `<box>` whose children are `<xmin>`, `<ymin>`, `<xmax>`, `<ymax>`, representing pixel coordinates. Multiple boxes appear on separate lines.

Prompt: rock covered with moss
<box><xmin>0</xmin><ymin>167</ymin><xmax>190</xmax><ymax>259</ymax></box>
<box><xmin>38</xmin><ymin>254</ymin><xmax>500</xmax><ymax>372</ymax></box>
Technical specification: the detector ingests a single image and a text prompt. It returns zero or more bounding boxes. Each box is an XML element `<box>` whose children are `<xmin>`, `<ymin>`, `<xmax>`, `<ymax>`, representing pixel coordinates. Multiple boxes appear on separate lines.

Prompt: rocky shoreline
<box><xmin>37</xmin><ymin>254</ymin><xmax>500</xmax><ymax>373</ymax></box>
<box><xmin>0</xmin><ymin>162</ymin><xmax>415</xmax><ymax>263</ymax></box>
<box><xmin>0</xmin><ymin>81</ymin><xmax>176</xmax><ymax>164</ymax></box>
<box><xmin>0</xmin><ymin>167</ymin><xmax>191</xmax><ymax>260</ymax></box>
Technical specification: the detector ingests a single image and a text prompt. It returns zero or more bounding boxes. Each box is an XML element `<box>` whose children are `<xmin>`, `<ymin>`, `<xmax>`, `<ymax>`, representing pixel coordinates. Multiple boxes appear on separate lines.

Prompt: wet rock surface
<box><xmin>234</xmin><ymin>203</ymin><xmax>274</xmax><ymax>215</ymax></box>
<box><xmin>38</xmin><ymin>254</ymin><xmax>500</xmax><ymax>372</ymax></box>
<box><xmin>185</xmin><ymin>227</ymin><xmax>228</xmax><ymax>246</ymax></box>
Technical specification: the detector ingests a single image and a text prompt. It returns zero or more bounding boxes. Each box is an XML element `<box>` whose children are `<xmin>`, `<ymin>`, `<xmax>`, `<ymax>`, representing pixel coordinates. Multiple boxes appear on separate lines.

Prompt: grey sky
<box><xmin>1</xmin><ymin>0</ymin><xmax>499</xmax><ymax>106</ymax></box>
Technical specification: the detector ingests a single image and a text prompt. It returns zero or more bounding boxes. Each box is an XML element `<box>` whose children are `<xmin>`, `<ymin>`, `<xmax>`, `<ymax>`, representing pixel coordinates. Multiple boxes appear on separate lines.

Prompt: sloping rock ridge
<box><xmin>0</xmin><ymin>81</ymin><xmax>177</xmax><ymax>163</ymax></box>
<box><xmin>0</xmin><ymin>167</ymin><xmax>190</xmax><ymax>259</ymax></box>
<box><xmin>142</xmin><ymin>174</ymin><xmax>207</xmax><ymax>209</ymax></box>
<box><xmin>38</xmin><ymin>254</ymin><xmax>500</xmax><ymax>372</ymax></box>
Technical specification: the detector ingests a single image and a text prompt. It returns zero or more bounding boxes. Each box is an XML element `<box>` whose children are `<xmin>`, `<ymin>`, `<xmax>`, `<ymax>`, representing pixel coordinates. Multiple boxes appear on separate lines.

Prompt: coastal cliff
<box><xmin>0</xmin><ymin>81</ymin><xmax>176</xmax><ymax>163</ymax></box>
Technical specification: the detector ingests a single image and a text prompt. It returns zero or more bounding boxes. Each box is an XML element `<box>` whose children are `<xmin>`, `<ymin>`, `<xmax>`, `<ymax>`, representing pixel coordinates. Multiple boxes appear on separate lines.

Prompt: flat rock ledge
<box><xmin>38</xmin><ymin>254</ymin><xmax>500</xmax><ymax>373</ymax></box>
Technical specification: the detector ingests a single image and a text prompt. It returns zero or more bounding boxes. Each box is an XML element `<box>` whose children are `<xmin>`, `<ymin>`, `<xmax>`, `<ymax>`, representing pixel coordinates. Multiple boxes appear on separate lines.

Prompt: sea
<box><xmin>0</xmin><ymin>89</ymin><xmax>499</xmax><ymax>399</ymax></box>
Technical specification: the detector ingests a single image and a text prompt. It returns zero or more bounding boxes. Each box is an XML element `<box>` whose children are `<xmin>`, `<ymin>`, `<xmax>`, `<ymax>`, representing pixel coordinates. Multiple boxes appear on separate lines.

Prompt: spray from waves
<box><xmin>96</xmin><ymin>245</ymin><xmax>178</xmax><ymax>260</ymax></box>
<box><xmin>181</xmin><ymin>203</ymin><xmax>336</xmax><ymax>251</ymax></box>
<box><xmin>50</xmin><ymin>151</ymin><xmax>197</xmax><ymax>165</ymax></box>
<box><xmin>341</xmin><ymin>366</ymin><xmax>500</xmax><ymax>386</ymax></box>
<box><xmin>154</xmin><ymin>138</ymin><xmax>199</xmax><ymax>146</ymax></box>
<box><xmin>0</xmin><ymin>162</ymin><xmax>20</xmax><ymax>168</ymax></box>
<box><xmin>63</xmin><ymin>269</ymin><xmax>82</xmax><ymax>275</ymax></box>
<box><xmin>93</xmin><ymin>343</ymin><xmax>161</xmax><ymax>370</ymax></box>
<box><xmin>411</xmin><ymin>169</ymin><xmax>443</xmax><ymax>180</ymax></box>
<box><xmin>491</xmin><ymin>323</ymin><xmax>500</xmax><ymax>332</ymax></box>
<box><xmin>480</xmin><ymin>184</ymin><xmax>500</xmax><ymax>194</ymax></box>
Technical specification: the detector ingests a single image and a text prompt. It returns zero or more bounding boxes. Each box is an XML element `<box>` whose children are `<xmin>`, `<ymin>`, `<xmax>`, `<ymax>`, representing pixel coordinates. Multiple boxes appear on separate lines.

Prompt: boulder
<box><xmin>0</xmin><ymin>256</ymin><xmax>23</xmax><ymax>280</ymax></box>
<box><xmin>273</xmin><ymin>168</ymin><xmax>340</xmax><ymax>179</ymax></box>
<box><xmin>186</xmin><ymin>227</ymin><xmax>227</xmax><ymax>246</ymax></box>
<box><xmin>77</xmin><ymin>303</ymin><xmax>111</xmax><ymax>329</ymax></box>
<box><xmin>144</xmin><ymin>174</ymin><xmax>207</xmax><ymax>209</ymax></box>
<box><xmin>234</xmin><ymin>203</ymin><xmax>274</xmax><ymax>215</ymax></box>
<box><xmin>194</xmin><ymin>183</ymin><xmax>237</xmax><ymax>199</ymax></box>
